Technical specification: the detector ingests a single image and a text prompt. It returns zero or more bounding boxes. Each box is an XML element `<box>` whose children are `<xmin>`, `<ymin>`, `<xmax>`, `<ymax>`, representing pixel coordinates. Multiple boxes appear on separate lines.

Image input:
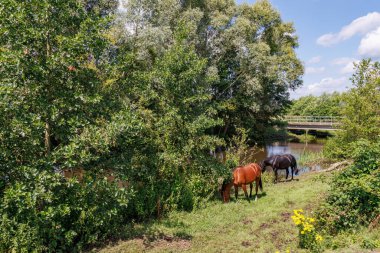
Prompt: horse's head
<box><xmin>259</xmin><ymin>160</ymin><xmax>266</xmax><ymax>172</ymax></box>
<box><xmin>260</xmin><ymin>156</ymin><xmax>274</xmax><ymax>172</ymax></box>
<box><xmin>220</xmin><ymin>179</ymin><xmax>233</xmax><ymax>203</ymax></box>
<box><xmin>294</xmin><ymin>167</ymin><xmax>300</xmax><ymax>175</ymax></box>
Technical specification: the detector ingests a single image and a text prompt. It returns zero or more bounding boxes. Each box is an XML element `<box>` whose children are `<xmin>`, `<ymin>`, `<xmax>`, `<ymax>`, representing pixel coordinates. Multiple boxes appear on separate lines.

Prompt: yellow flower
<box><xmin>315</xmin><ymin>234</ymin><xmax>323</xmax><ymax>242</ymax></box>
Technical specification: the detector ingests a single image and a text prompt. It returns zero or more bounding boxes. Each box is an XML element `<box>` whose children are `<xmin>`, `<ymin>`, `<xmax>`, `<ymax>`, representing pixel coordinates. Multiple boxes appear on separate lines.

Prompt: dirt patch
<box><xmin>141</xmin><ymin>234</ymin><xmax>191</xmax><ymax>251</ymax></box>
<box><xmin>150</xmin><ymin>238</ymin><xmax>191</xmax><ymax>250</ymax></box>
<box><xmin>242</xmin><ymin>218</ymin><xmax>253</xmax><ymax>225</ymax></box>
<box><xmin>241</xmin><ymin>241</ymin><xmax>251</xmax><ymax>247</ymax></box>
<box><xmin>259</xmin><ymin>223</ymin><xmax>270</xmax><ymax>229</ymax></box>
<box><xmin>270</xmin><ymin>230</ymin><xmax>279</xmax><ymax>240</ymax></box>
<box><xmin>281</xmin><ymin>212</ymin><xmax>292</xmax><ymax>221</ymax></box>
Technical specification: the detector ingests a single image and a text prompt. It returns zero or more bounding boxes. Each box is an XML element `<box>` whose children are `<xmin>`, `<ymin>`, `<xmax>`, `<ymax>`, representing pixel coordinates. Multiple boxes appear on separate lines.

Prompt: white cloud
<box><xmin>331</xmin><ymin>57</ymin><xmax>360</xmax><ymax>74</ymax></box>
<box><xmin>358</xmin><ymin>27</ymin><xmax>380</xmax><ymax>57</ymax></box>
<box><xmin>308</xmin><ymin>77</ymin><xmax>347</xmax><ymax>93</ymax></box>
<box><xmin>317</xmin><ymin>12</ymin><xmax>380</xmax><ymax>46</ymax></box>
<box><xmin>291</xmin><ymin>77</ymin><xmax>349</xmax><ymax>99</ymax></box>
<box><xmin>341</xmin><ymin>61</ymin><xmax>359</xmax><ymax>74</ymax></box>
<box><xmin>307</xmin><ymin>56</ymin><xmax>322</xmax><ymax>64</ymax></box>
<box><xmin>305</xmin><ymin>66</ymin><xmax>325</xmax><ymax>74</ymax></box>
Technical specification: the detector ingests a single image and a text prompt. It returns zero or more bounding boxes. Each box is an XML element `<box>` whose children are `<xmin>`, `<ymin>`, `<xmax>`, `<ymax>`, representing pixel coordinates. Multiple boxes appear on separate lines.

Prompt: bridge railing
<box><xmin>283</xmin><ymin>115</ymin><xmax>343</xmax><ymax>126</ymax></box>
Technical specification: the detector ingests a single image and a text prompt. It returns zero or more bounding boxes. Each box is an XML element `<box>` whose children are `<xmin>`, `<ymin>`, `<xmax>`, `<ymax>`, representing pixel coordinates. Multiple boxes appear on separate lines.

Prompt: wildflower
<box><xmin>315</xmin><ymin>234</ymin><xmax>323</xmax><ymax>242</ymax></box>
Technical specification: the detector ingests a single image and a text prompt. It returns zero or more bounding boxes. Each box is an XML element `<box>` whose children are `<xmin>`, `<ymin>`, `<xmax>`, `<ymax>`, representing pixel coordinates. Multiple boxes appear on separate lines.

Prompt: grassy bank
<box><xmin>92</xmin><ymin>172</ymin><xmax>380</xmax><ymax>253</ymax></box>
<box><xmin>94</xmin><ymin>173</ymin><xmax>328</xmax><ymax>252</ymax></box>
<box><xmin>92</xmin><ymin>173</ymin><xmax>380</xmax><ymax>253</ymax></box>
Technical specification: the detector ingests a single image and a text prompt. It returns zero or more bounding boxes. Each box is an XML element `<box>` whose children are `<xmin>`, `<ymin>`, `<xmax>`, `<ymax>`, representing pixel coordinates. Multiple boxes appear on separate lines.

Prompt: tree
<box><xmin>324</xmin><ymin>59</ymin><xmax>380</xmax><ymax>158</ymax></box>
<box><xmin>341</xmin><ymin>59</ymin><xmax>380</xmax><ymax>142</ymax></box>
<box><xmin>287</xmin><ymin>92</ymin><xmax>344</xmax><ymax>116</ymax></box>
<box><xmin>0</xmin><ymin>0</ymin><xmax>118</xmax><ymax>177</ymax></box>
<box><xmin>116</xmin><ymin>0</ymin><xmax>304</xmax><ymax>144</ymax></box>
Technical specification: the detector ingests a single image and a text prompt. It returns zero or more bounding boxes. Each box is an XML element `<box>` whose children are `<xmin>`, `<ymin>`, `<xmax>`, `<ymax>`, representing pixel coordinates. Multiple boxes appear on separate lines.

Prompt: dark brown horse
<box><xmin>221</xmin><ymin>163</ymin><xmax>263</xmax><ymax>202</ymax></box>
<box><xmin>260</xmin><ymin>154</ymin><xmax>299</xmax><ymax>183</ymax></box>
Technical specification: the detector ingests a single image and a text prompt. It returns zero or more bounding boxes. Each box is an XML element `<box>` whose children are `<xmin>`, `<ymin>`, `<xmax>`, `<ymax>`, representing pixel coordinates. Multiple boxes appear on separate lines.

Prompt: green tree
<box><xmin>116</xmin><ymin>0</ymin><xmax>304</xmax><ymax>144</ymax></box>
<box><xmin>287</xmin><ymin>92</ymin><xmax>344</xmax><ymax>116</ymax></box>
<box><xmin>324</xmin><ymin>59</ymin><xmax>380</xmax><ymax>158</ymax></box>
<box><xmin>0</xmin><ymin>0</ymin><xmax>118</xmax><ymax>178</ymax></box>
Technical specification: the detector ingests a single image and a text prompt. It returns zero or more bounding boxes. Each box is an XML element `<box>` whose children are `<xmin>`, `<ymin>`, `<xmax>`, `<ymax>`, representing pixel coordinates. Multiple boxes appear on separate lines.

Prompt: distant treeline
<box><xmin>287</xmin><ymin>92</ymin><xmax>345</xmax><ymax>116</ymax></box>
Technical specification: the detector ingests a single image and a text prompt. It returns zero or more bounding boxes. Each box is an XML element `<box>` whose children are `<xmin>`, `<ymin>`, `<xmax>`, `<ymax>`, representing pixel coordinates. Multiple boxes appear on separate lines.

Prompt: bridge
<box><xmin>283</xmin><ymin>116</ymin><xmax>342</xmax><ymax>131</ymax></box>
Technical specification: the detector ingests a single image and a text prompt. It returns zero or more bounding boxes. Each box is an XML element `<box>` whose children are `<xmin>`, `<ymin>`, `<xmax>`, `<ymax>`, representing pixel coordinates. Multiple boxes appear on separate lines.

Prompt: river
<box><xmin>243</xmin><ymin>142</ymin><xmax>325</xmax><ymax>175</ymax></box>
<box><xmin>247</xmin><ymin>142</ymin><xmax>323</xmax><ymax>163</ymax></box>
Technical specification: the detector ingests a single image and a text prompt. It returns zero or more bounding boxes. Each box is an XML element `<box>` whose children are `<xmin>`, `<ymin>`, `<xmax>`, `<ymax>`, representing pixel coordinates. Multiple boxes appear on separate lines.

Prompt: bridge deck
<box><xmin>284</xmin><ymin>116</ymin><xmax>342</xmax><ymax>131</ymax></box>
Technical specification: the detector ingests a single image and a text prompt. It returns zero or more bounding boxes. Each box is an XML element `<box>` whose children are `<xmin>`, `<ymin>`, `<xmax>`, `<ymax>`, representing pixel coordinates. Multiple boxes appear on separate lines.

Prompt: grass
<box><xmin>298</xmin><ymin>150</ymin><xmax>328</xmax><ymax>167</ymax></box>
<box><xmin>92</xmin><ymin>173</ymin><xmax>330</xmax><ymax>253</ymax></box>
<box><xmin>91</xmin><ymin>172</ymin><xmax>380</xmax><ymax>253</ymax></box>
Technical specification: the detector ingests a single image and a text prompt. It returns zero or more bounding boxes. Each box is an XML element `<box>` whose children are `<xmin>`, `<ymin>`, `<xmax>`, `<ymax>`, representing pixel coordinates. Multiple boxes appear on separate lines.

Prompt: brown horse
<box><xmin>221</xmin><ymin>163</ymin><xmax>263</xmax><ymax>202</ymax></box>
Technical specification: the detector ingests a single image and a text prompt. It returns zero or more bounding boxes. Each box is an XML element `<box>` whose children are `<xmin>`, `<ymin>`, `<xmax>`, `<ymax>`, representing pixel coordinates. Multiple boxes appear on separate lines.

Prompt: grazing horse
<box><xmin>260</xmin><ymin>154</ymin><xmax>299</xmax><ymax>183</ymax></box>
<box><xmin>220</xmin><ymin>163</ymin><xmax>263</xmax><ymax>202</ymax></box>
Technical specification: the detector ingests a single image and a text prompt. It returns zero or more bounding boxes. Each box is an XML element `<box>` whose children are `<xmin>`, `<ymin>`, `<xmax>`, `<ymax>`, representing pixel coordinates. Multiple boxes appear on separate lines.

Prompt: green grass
<box><xmin>93</xmin><ymin>173</ymin><xmax>327</xmax><ymax>253</ymax></box>
<box><xmin>92</xmin><ymin>172</ymin><xmax>380</xmax><ymax>253</ymax></box>
<box><xmin>298</xmin><ymin>150</ymin><xmax>327</xmax><ymax>166</ymax></box>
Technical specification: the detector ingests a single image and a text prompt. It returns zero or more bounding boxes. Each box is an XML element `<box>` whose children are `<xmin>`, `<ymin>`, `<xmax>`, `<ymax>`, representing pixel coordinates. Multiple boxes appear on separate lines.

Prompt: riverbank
<box><xmin>92</xmin><ymin>170</ymin><xmax>380</xmax><ymax>253</ymax></box>
<box><xmin>93</xmin><ymin>173</ymin><xmax>328</xmax><ymax>252</ymax></box>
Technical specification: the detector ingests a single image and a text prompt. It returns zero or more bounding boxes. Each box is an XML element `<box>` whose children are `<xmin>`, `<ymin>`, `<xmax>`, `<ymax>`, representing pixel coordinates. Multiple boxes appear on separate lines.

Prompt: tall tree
<box><xmin>0</xmin><ymin>0</ymin><xmax>117</xmax><ymax>176</ymax></box>
<box><xmin>324</xmin><ymin>59</ymin><xmax>380</xmax><ymax>158</ymax></box>
<box><xmin>116</xmin><ymin>0</ymin><xmax>304</xmax><ymax>144</ymax></box>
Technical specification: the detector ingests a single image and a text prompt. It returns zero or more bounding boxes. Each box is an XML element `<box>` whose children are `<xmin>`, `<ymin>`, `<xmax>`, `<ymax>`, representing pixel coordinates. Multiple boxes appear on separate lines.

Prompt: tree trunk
<box><xmin>45</xmin><ymin>121</ymin><xmax>51</xmax><ymax>156</ymax></box>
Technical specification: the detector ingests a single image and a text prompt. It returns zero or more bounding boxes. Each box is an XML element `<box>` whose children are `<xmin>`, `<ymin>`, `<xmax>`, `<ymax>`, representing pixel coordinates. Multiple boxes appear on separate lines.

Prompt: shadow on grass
<box><xmin>87</xmin><ymin>216</ymin><xmax>193</xmax><ymax>252</ymax></box>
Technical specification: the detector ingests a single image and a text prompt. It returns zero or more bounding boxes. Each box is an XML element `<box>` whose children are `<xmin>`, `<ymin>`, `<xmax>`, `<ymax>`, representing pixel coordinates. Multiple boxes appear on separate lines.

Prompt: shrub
<box><xmin>0</xmin><ymin>168</ymin><xmax>131</xmax><ymax>252</ymax></box>
<box><xmin>318</xmin><ymin>140</ymin><xmax>380</xmax><ymax>232</ymax></box>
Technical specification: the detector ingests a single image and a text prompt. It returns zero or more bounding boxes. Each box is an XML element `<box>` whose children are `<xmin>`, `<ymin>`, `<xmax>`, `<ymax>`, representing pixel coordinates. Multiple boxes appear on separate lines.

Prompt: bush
<box><xmin>317</xmin><ymin>140</ymin><xmax>380</xmax><ymax>233</ymax></box>
<box><xmin>0</xmin><ymin>168</ymin><xmax>131</xmax><ymax>252</ymax></box>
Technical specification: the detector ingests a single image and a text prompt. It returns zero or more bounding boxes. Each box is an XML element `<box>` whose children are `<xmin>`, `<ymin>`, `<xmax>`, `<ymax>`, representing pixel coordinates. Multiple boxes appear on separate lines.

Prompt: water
<box><xmin>246</xmin><ymin>142</ymin><xmax>323</xmax><ymax>162</ymax></box>
<box><xmin>245</xmin><ymin>142</ymin><xmax>324</xmax><ymax>175</ymax></box>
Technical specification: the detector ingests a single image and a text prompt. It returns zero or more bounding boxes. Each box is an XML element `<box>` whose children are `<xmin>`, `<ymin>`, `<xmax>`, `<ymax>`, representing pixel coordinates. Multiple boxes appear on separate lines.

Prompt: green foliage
<box><xmin>287</xmin><ymin>92</ymin><xmax>344</xmax><ymax>116</ymax></box>
<box><xmin>0</xmin><ymin>0</ymin><xmax>303</xmax><ymax>251</ymax></box>
<box><xmin>318</xmin><ymin>140</ymin><xmax>380</xmax><ymax>233</ymax></box>
<box><xmin>291</xmin><ymin>209</ymin><xmax>324</xmax><ymax>253</ymax></box>
<box><xmin>324</xmin><ymin>59</ymin><xmax>380</xmax><ymax>159</ymax></box>
<box><xmin>0</xmin><ymin>0</ymin><xmax>118</xmax><ymax>178</ymax></box>
<box><xmin>0</xmin><ymin>168</ymin><xmax>130</xmax><ymax>252</ymax></box>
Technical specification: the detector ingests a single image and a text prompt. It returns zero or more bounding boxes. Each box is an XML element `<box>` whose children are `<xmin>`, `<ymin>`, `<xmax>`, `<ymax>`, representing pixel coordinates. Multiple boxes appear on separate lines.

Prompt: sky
<box><xmin>237</xmin><ymin>0</ymin><xmax>380</xmax><ymax>99</ymax></box>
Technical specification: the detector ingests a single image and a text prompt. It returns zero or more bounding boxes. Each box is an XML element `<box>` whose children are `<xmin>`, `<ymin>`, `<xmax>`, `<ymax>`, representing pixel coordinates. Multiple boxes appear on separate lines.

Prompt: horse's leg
<box><xmin>234</xmin><ymin>185</ymin><xmax>238</xmax><ymax>200</ymax></box>
<box><xmin>249</xmin><ymin>183</ymin><xmax>253</xmax><ymax>198</ymax></box>
<box><xmin>255</xmin><ymin>178</ymin><xmax>259</xmax><ymax>201</ymax></box>
<box><xmin>274</xmin><ymin>169</ymin><xmax>278</xmax><ymax>183</ymax></box>
<box><xmin>242</xmin><ymin>184</ymin><xmax>249</xmax><ymax>201</ymax></box>
<box><xmin>286</xmin><ymin>167</ymin><xmax>289</xmax><ymax>180</ymax></box>
<box><xmin>291</xmin><ymin>167</ymin><xmax>294</xmax><ymax>180</ymax></box>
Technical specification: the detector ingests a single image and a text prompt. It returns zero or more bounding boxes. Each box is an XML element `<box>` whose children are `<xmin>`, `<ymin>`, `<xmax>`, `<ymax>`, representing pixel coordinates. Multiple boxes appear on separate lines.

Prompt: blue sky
<box><xmin>237</xmin><ymin>0</ymin><xmax>380</xmax><ymax>99</ymax></box>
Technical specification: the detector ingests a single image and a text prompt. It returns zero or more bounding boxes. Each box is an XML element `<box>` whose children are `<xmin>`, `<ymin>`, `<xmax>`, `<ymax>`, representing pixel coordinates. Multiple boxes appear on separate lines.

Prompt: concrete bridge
<box><xmin>283</xmin><ymin>116</ymin><xmax>342</xmax><ymax>131</ymax></box>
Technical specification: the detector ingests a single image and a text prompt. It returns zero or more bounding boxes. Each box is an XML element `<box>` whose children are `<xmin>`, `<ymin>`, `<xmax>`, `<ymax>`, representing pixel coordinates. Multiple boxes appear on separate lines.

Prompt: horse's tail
<box><xmin>293</xmin><ymin>156</ymin><xmax>299</xmax><ymax>174</ymax></box>
<box><xmin>259</xmin><ymin>177</ymin><xmax>263</xmax><ymax>191</ymax></box>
